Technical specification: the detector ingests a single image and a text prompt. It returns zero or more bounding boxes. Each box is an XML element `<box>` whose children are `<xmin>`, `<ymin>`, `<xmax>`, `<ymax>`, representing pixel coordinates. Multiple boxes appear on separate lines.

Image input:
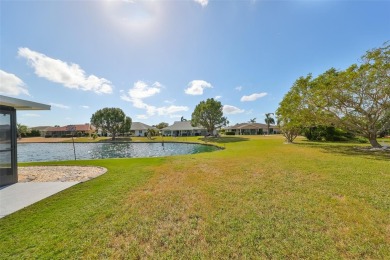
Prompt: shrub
<box><xmin>225</xmin><ymin>132</ymin><xmax>235</xmax><ymax>135</ymax></box>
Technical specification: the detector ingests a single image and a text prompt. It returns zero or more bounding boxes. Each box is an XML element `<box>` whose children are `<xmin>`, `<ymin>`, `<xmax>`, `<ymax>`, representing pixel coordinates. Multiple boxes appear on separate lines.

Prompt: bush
<box><xmin>303</xmin><ymin>126</ymin><xmax>355</xmax><ymax>142</ymax></box>
<box><xmin>225</xmin><ymin>132</ymin><xmax>235</xmax><ymax>135</ymax></box>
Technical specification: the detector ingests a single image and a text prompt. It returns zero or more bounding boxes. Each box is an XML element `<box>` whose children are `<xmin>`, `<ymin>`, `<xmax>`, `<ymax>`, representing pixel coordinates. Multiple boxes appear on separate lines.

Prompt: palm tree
<box><xmin>248</xmin><ymin>118</ymin><xmax>256</xmax><ymax>123</ymax></box>
<box><xmin>264</xmin><ymin>113</ymin><xmax>275</xmax><ymax>135</ymax></box>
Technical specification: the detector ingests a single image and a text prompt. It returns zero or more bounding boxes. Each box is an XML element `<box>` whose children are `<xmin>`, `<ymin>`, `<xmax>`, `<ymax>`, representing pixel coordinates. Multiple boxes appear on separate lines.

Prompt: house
<box><xmin>45</xmin><ymin>123</ymin><xmax>95</xmax><ymax>137</ymax></box>
<box><xmin>161</xmin><ymin>121</ymin><xmax>208</xmax><ymax>137</ymax></box>
<box><xmin>225</xmin><ymin>123</ymin><xmax>280</xmax><ymax>135</ymax></box>
<box><xmin>0</xmin><ymin>95</ymin><xmax>50</xmax><ymax>186</ymax></box>
<box><xmin>130</xmin><ymin>122</ymin><xmax>157</xmax><ymax>137</ymax></box>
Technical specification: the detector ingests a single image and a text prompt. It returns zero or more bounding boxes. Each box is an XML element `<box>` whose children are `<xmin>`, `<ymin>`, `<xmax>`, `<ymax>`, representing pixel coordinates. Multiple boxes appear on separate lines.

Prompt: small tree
<box><xmin>17</xmin><ymin>124</ymin><xmax>28</xmax><ymax>139</ymax></box>
<box><xmin>90</xmin><ymin>108</ymin><xmax>131</xmax><ymax>140</ymax></box>
<box><xmin>191</xmin><ymin>98</ymin><xmax>228</xmax><ymax>135</ymax></box>
<box><xmin>264</xmin><ymin>113</ymin><xmax>275</xmax><ymax>134</ymax></box>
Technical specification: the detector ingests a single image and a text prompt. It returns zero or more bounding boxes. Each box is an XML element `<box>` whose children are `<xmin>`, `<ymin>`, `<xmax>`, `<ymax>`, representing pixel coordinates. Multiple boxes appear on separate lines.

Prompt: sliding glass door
<box><xmin>0</xmin><ymin>107</ymin><xmax>17</xmax><ymax>186</ymax></box>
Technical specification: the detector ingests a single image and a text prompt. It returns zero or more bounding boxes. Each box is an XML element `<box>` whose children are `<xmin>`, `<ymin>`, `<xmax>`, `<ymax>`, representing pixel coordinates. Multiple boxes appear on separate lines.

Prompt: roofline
<box><xmin>0</xmin><ymin>95</ymin><xmax>51</xmax><ymax>110</ymax></box>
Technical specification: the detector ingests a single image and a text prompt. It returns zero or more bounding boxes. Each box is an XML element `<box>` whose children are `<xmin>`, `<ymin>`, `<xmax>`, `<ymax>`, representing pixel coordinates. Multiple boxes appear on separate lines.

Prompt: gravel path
<box><xmin>18</xmin><ymin>166</ymin><xmax>107</xmax><ymax>183</ymax></box>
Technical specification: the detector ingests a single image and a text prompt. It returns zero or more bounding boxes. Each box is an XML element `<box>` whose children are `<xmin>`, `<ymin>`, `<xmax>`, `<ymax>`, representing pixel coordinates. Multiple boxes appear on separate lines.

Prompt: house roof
<box><xmin>0</xmin><ymin>95</ymin><xmax>50</xmax><ymax>110</ymax></box>
<box><xmin>130</xmin><ymin>122</ymin><xmax>156</xmax><ymax>131</ymax></box>
<box><xmin>226</xmin><ymin>123</ymin><xmax>277</xmax><ymax>130</ymax></box>
<box><xmin>30</xmin><ymin>126</ymin><xmax>52</xmax><ymax>131</ymax></box>
<box><xmin>162</xmin><ymin>121</ymin><xmax>205</xmax><ymax>131</ymax></box>
<box><xmin>46</xmin><ymin>124</ymin><xmax>94</xmax><ymax>132</ymax></box>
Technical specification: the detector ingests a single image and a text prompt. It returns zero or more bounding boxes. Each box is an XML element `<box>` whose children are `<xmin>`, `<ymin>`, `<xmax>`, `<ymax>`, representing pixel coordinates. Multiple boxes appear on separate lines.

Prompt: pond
<box><xmin>18</xmin><ymin>142</ymin><xmax>219</xmax><ymax>162</ymax></box>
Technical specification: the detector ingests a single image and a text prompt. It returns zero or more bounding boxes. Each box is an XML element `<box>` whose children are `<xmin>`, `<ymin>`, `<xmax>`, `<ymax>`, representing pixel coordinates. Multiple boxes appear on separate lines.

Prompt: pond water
<box><xmin>18</xmin><ymin>142</ymin><xmax>219</xmax><ymax>162</ymax></box>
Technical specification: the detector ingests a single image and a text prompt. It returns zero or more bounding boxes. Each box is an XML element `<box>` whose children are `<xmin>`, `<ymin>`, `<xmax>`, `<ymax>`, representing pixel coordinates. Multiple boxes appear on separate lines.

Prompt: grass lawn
<box><xmin>1</xmin><ymin>136</ymin><xmax>389</xmax><ymax>258</ymax></box>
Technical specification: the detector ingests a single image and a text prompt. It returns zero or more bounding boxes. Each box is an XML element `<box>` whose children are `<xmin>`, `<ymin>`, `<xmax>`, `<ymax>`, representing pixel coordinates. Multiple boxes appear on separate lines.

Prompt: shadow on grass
<box><xmin>297</xmin><ymin>142</ymin><xmax>390</xmax><ymax>161</ymax></box>
<box><xmin>198</xmin><ymin>136</ymin><xmax>249</xmax><ymax>143</ymax></box>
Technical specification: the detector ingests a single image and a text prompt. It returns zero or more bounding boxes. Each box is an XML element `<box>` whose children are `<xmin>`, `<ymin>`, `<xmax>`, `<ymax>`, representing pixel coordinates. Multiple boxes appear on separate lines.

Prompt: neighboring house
<box><xmin>161</xmin><ymin>121</ymin><xmax>208</xmax><ymax>137</ymax></box>
<box><xmin>130</xmin><ymin>122</ymin><xmax>157</xmax><ymax>137</ymax></box>
<box><xmin>29</xmin><ymin>126</ymin><xmax>51</xmax><ymax>137</ymax></box>
<box><xmin>225</xmin><ymin>123</ymin><xmax>280</xmax><ymax>135</ymax></box>
<box><xmin>45</xmin><ymin>123</ymin><xmax>95</xmax><ymax>137</ymax></box>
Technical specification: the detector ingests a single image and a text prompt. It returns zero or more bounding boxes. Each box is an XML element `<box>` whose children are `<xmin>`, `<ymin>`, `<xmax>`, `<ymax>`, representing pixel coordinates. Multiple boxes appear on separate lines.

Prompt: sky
<box><xmin>1</xmin><ymin>0</ymin><xmax>389</xmax><ymax>127</ymax></box>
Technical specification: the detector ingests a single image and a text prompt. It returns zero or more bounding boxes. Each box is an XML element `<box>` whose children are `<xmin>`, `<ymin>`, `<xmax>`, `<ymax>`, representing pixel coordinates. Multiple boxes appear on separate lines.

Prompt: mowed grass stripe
<box><xmin>0</xmin><ymin>136</ymin><xmax>389</xmax><ymax>258</ymax></box>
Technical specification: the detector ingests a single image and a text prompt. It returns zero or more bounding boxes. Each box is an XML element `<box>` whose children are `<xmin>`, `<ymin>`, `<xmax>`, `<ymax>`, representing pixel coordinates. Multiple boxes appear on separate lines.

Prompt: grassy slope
<box><xmin>0</xmin><ymin>136</ymin><xmax>389</xmax><ymax>258</ymax></box>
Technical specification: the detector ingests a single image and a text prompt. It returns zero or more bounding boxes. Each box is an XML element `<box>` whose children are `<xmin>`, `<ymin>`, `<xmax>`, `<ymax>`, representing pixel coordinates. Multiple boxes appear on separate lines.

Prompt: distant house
<box><xmin>161</xmin><ymin>121</ymin><xmax>208</xmax><ymax>137</ymax></box>
<box><xmin>225</xmin><ymin>123</ymin><xmax>280</xmax><ymax>135</ymax></box>
<box><xmin>130</xmin><ymin>122</ymin><xmax>157</xmax><ymax>137</ymax></box>
<box><xmin>45</xmin><ymin>123</ymin><xmax>95</xmax><ymax>137</ymax></box>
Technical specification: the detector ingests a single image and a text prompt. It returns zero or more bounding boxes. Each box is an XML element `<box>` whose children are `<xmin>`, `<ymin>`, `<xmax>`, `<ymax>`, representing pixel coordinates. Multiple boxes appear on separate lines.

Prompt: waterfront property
<box><xmin>225</xmin><ymin>122</ymin><xmax>280</xmax><ymax>135</ymax></box>
<box><xmin>0</xmin><ymin>95</ymin><xmax>50</xmax><ymax>187</ymax></box>
<box><xmin>161</xmin><ymin>121</ymin><xmax>208</xmax><ymax>137</ymax></box>
<box><xmin>130</xmin><ymin>122</ymin><xmax>157</xmax><ymax>137</ymax></box>
<box><xmin>45</xmin><ymin>124</ymin><xmax>95</xmax><ymax>137</ymax></box>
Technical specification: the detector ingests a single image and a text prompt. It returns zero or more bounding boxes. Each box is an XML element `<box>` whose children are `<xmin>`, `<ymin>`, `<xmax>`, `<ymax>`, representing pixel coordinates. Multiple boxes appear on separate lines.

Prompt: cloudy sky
<box><xmin>1</xmin><ymin>0</ymin><xmax>389</xmax><ymax>127</ymax></box>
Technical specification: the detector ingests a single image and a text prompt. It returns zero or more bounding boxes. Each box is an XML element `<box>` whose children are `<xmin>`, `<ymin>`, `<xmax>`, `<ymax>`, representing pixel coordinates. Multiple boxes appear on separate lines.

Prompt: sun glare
<box><xmin>102</xmin><ymin>0</ymin><xmax>162</xmax><ymax>32</ymax></box>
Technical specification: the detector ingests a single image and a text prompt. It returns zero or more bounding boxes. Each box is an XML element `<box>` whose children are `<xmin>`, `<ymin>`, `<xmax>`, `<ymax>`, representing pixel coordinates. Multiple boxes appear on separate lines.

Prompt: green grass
<box><xmin>1</xmin><ymin>136</ymin><xmax>389</xmax><ymax>258</ymax></box>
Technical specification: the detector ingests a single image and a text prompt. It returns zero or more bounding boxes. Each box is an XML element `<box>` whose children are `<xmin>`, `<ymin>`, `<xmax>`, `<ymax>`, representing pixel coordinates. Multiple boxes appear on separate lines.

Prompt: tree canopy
<box><xmin>191</xmin><ymin>98</ymin><xmax>228</xmax><ymax>134</ymax></box>
<box><xmin>276</xmin><ymin>42</ymin><xmax>390</xmax><ymax>147</ymax></box>
<box><xmin>90</xmin><ymin>108</ymin><xmax>131</xmax><ymax>140</ymax></box>
<box><xmin>155</xmin><ymin>122</ymin><xmax>169</xmax><ymax>129</ymax></box>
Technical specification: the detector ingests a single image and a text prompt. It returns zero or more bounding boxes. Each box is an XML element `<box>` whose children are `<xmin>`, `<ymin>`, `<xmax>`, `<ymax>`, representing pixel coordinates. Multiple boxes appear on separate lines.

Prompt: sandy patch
<box><xmin>18</xmin><ymin>166</ymin><xmax>107</xmax><ymax>183</ymax></box>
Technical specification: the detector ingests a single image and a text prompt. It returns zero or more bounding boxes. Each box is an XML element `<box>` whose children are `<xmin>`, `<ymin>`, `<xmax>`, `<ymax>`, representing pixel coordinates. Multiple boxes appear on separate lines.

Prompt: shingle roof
<box><xmin>130</xmin><ymin>122</ymin><xmax>156</xmax><ymax>131</ymax></box>
<box><xmin>46</xmin><ymin>124</ymin><xmax>94</xmax><ymax>132</ymax></box>
<box><xmin>225</xmin><ymin>123</ymin><xmax>276</xmax><ymax>130</ymax></box>
<box><xmin>162</xmin><ymin>121</ymin><xmax>205</xmax><ymax>131</ymax></box>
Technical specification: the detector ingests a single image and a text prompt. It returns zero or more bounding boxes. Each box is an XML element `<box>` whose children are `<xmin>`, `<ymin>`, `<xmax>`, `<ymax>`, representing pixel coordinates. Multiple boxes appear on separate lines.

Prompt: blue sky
<box><xmin>1</xmin><ymin>0</ymin><xmax>389</xmax><ymax>127</ymax></box>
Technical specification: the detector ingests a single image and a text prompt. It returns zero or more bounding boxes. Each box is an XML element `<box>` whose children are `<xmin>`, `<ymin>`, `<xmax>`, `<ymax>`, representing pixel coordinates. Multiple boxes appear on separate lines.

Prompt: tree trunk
<box><xmin>367</xmin><ymin>131</ymin><xmax>381</xmax><ymax>148</ymax></box>
<box><xmin>369</xmin><ymin>138</ymin><xmax>382</xmax><ymax>148</ymax></box>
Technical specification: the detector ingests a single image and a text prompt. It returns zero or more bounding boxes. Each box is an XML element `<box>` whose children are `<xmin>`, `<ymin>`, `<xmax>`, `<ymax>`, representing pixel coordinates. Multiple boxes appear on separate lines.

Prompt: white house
<box><xmin>161</xmin><ymin>121</ymin><xmax>208</xmax><ymax>137</ymax></box>
<box><xmin>225</xmin><ymin>123</ymin><xmax>280</xmax><ymax>135</ymax></box>
<box><xmin>130</xmin><ymin>122</ymin><xmax>157</xmax><ymax>137</ymax></box>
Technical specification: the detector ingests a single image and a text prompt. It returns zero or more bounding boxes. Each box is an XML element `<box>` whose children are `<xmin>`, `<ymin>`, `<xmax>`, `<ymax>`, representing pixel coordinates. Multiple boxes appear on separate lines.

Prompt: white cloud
<box><xmin>194</xmin><ymin>0</ymin><xmax>208</xmax><ymax>7</ymax></box>
<box><xmin>235</xmin><ymin>86</ymin><xmax>243</xmax><ymax>91</ymax></box>
<box><xmin>185</xmin><ymin>80</ymin><xmax>212</xmax><ymax>95</ymax></box>
<box><xmin>121</xmin><ymin>81</ymin><xmax>189</xmax><ymax>116</ymax></box>
<box><xmin>0</xmin><ymin>70</ymin><xmax>30</xmax><ymax>96</ymax></box>
<box><xmin>223</xmin><ymin>105</ymin><xmax>245</xmax><ymax>114</ymax></box>
<box><xmin>18</xmin><ymin>47</ymin><xmax>113</xmax><ymax>94</ymax></box>
<box><xmin>50</xmin><ymin>102</ymin><xmax>70</xmax><ymax>109</ymax></box>
<box><xmin>215</xmin><ymin>95</ymin><xmax>222</xmax><ymax>100</ymax></box>
<box><xmin>129</xmin><ymin>80</ymin><xmax>162</xmax><ymax>99</ymax></box>
<box><xmin>81</xmin><ymin>105</ymin><xmax>90</xmax><ymax>109</ymax></box>
<box><xmin>240</xmin><ymin>92</ymin><xmax>267</xmax><ymax>102</ymax></box>
<box><xmin>136</xmin><ymin>114</ymin><xmax>148</xmax><ymax>119</ymax></box>
<box><xmin>164</xmin><ymin>99</ymin><xmax>176</xmax><ymax>104</ymax></box>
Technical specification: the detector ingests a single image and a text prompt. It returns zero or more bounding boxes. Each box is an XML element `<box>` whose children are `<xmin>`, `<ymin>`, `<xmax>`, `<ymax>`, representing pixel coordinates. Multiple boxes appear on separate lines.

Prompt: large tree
<box><xmin>264</xmin><ymin>113</ymin><xmax>275</xmax><ymax>135</ymax></box>
<box><xmin>191</xmin><ymin>98</ymin><xmax>228</xmax><ymax>135</ymax></box>
<box><xmin>90</xmin><ymin>108</ymin><xmax>131</xmax><ymax>140</ymax></box>
<box><xmin>277</xmin><ymin>43</ymin><xmax>390</xmax><ymax>147</ymax></box>
<box><xmin>308</xmin><ymin>44</ymin><xmax>390</xmax><ymax>148</ymax></box>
